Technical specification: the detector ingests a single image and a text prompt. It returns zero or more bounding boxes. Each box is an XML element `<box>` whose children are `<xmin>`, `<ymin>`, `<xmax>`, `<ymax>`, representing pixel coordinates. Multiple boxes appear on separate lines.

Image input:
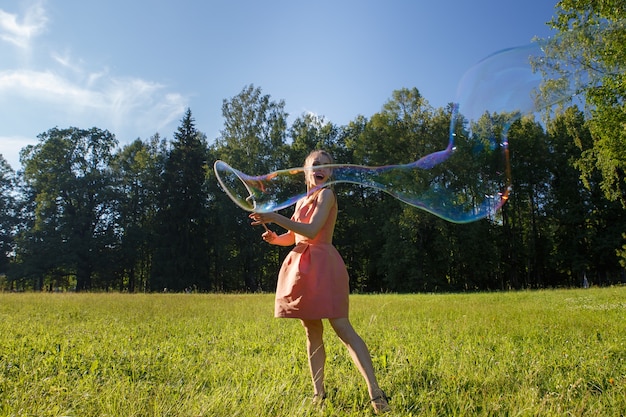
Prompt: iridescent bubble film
<box><xmin>216</xmin><ymin>31</ymin><xmax>590</xmax><ymax>223</ymax></box>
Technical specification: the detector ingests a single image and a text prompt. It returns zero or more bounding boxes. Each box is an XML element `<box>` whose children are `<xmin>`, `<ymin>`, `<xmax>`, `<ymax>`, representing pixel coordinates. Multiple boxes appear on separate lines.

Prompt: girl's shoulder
<box><xmin>299</xmin><ymin>187</ymin><xmax>335</xmax><ymax>208</ymax></box>
<box><xmin>318</xmin><ymin>187</ymin><xmax>336</xmax><ymax>198</ymax></box>
<box><xmin>316</xmin><ymin>187</ymin><xmax>337</xmax><ymax>206</ymax></box>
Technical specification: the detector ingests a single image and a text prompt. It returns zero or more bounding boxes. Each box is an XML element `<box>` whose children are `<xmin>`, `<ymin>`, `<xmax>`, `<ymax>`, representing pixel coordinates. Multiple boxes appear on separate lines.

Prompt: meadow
<box><xmin>0</xmin><ymin>287</ymin><xmax>624</xmax><ymax>417</ymax></box>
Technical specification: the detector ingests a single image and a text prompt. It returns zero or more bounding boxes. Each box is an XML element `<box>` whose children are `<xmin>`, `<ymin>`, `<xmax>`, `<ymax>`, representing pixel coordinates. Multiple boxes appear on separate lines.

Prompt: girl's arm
<box><xmin>250</xmin><ymin>188</ymin><xmax>335</xmax><ymax>239</ymax></box>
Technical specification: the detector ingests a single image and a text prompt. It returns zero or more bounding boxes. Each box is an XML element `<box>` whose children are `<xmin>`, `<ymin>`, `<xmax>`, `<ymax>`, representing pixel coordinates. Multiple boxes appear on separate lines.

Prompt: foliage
<box><xmin>1</xmin><ymin>80</ymin><xmax>625</xmax><ymax>291</ymax></box>
<box><xmin>151</xmin><ymin>109</ymin><xmax>212</xmax><ymax>292</ymax></box>
<box><xmin>14</xmin><ymin>127</ymin><xmax>118</xmax><ymax>291</ymax></box>
<box><xmin>541</xmin><ymin>1</ymin><xmax>626</xmax><ymax>205</ymax></box>
<box><xmin>212</xmin><ymin>85</ymin><xmax>289</xmax><ymax>291</ymax></box>
<box><xmin>112</xmin><ymin>135</ymin><xmax>168</xmax><ymax>292</ymax></box>
<box><xmin>0</xmin><ymin>155</ymin><xmax>17</xmax><ymax>275</ymax></box>
<box><xmin>0</xmin><ymin>289</ymin><xmax>624</xmax><ymax>416</ymax></box>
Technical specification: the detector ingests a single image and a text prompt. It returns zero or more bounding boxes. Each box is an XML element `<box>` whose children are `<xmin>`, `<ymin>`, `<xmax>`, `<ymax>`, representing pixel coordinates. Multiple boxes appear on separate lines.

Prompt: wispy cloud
<box><xmin>0</xmin><ymin>68</ymin><xmax>186</xmax><ymax>136</ymax></box>
<box><xmin>0</xmin><ymin>1</ymin><xmax>187</xmax><ymax>157</ymax></box>
<box><xmin>50</xmin><ymin>49</ymin><xmax>83</xmax><ymax>73</ymax></box>
<box><xmin>0</xmin><ymin>1</ymin><xmax>47</xmax><ymax>49</ymax></box>
<box><xmin>0</xmin><ymin>69</ymin><xmax>92</xmax><ymax>102</ymax></box>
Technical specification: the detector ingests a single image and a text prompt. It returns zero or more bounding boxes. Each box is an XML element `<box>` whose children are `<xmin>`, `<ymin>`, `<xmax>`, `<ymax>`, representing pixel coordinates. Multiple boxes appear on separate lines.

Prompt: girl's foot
<box><xmin>312</xmin><ymin>392</ymin><xmax>326</xmax><ymax>406</ymax></box>
<box><xmin>370</xmin><ymin>389</ymin><xmax>390</xmax><ymax>414</ymax></box>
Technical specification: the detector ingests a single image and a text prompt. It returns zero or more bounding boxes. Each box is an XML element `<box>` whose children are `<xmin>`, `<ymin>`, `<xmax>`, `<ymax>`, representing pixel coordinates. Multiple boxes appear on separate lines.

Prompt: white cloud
<box><xmin>0</xmin><ymin>69</ymin><xmax>94</xmax><ymax>103</ymax></box>
<box><xmin>0</xmin><ymin>135</ymin><xmax>37</xmax><ymax>170</ymax></box>
<box><xmin>51</xmin><ymin>50</ymin><xmax>82</xmax><ymax>73</ymax></box>
<box><xmin>105</xmin><ymin>77</ymin><xmax>187</xmax><ymax>134</ymax></box>
<box><xmin>0</xmin><ymin>1</ymin><xmax>47</xmax><ymax>49</ymax></box>
<box><xmin>0</xmin><ymin>68</ymin><xmax>187</xmax><ymax>137</ymax></box>
<box><xmin>0</xmin><ymin>0</ymin><xmax>188</xmax><ymax>166</ymax></box>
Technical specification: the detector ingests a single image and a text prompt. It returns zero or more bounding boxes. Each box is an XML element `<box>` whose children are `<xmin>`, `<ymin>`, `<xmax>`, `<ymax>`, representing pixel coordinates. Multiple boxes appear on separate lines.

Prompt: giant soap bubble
<box><xmin>215</xmin><ymin>31</ymin><xmax>592</xmax><ymax>223</ymax></box>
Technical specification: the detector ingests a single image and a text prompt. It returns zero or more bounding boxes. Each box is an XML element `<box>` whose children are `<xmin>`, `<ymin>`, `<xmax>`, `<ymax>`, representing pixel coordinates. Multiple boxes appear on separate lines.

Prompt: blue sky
<box><xmin>0</xmin><ymin>0</ymin><xmax>558</xmax><ymax>170</ymax></box>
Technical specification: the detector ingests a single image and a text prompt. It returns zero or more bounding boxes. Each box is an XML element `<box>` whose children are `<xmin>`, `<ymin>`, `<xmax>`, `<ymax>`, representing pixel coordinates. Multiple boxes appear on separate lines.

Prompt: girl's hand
<box><xmin>249</xmin><ymin>212</ymin><xmax>274</xmax><ymax>226</ymax></box>
<box><xmin>249</xmin><ymin>211</ymin><xmax>295</xmax><ymax>247</ymax></box>
<box><xmin>261</xmin><ymin>230</ymin><xmax>278</xmax><ymax>243</ymax></box>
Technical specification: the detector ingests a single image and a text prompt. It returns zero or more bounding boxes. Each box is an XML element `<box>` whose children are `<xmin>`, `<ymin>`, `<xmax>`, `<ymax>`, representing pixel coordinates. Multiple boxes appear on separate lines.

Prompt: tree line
<box><xmin>1</xmin><ymin>0</ymin><xmax>624</xmax><ymax>292</ymax></box>
<box><xmin>0</xmin><ymin>84</ymin><xmax>623</xmax><ymax>292</ymax></box>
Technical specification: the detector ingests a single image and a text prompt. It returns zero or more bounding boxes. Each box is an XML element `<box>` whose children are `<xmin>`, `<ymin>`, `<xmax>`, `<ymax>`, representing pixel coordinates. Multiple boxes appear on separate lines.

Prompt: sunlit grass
<box><xmin>0</xmin><ymin>288</ymin><xmax>624</xmax><ymax>416</ymax></box>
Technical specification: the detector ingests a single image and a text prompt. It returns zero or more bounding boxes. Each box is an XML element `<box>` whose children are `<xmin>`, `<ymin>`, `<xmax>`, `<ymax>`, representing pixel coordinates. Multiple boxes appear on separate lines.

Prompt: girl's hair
<box><xmin>304</xmin><ymin>149</ymin><xmax>334</xmax><ymax>166</ymax></box>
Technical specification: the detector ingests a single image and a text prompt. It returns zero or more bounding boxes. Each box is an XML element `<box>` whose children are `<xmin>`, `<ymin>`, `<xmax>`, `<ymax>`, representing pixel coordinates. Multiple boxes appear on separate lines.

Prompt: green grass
<box><xmin>0</xmin><ymin>288</ymin><xmax>624</xmax><ymax>416</ymax></box>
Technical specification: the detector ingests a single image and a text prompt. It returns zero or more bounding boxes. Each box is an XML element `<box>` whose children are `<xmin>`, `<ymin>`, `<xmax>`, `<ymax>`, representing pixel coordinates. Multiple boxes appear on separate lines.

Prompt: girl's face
<box><xmin>305</xmin><ymin>152</ymin><xmax>332</xmax><ymax>189</ymax></box>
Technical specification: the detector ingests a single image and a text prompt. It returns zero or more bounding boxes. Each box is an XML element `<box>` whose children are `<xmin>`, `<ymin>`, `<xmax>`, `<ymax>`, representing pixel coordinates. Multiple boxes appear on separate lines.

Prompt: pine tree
<box><xmin>151</xmin><ymin>109</ymin><xmax>211</xmax><ymax>291</ymax></box>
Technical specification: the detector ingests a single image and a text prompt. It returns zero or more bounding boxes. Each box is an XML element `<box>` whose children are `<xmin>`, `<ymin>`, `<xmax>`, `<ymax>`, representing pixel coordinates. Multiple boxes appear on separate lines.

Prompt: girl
<box><xmin>249</xmin><ymin>150</ymin><xmax>390</xmax><ymax>414</ymax></box>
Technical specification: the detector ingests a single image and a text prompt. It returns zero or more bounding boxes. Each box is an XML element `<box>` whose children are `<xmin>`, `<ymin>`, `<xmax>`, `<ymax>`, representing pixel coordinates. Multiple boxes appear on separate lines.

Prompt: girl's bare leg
<box><xmin>300</xmin><ymin>319</ymin><xmax>326</xmax><ymax>397</ymax></box>
<box><xmin>329</xmin><ymin>317</ymin><xmax>390</xmax><ymax>413</ymax></box>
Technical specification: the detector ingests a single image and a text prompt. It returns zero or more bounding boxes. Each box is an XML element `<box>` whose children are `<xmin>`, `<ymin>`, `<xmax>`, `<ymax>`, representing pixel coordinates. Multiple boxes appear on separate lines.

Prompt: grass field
<box><xmin>0</xmin><ymin>287</ymin><xmax>624</xmax><ymax>416</ymax></box>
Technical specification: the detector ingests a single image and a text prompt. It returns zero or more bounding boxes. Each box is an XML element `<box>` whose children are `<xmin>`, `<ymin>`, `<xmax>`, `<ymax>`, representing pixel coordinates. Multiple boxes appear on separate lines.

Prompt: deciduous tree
<box><xmin>541</xmin><ymin>0</ymin><xmax>626</xmax><ymax>205</ymax></box>
<box><xmin>17</xmin><ymin>127</ymin><xmax>118</xmax><ymax>290</ymax></box>
<box><xmin>0</xmin><ymin>155</ymin><xmax>17</xmax><ymax>277</ymax></box>
<box><xmin>213</xmin><ymin>85</ymin><xmax>288</xmax><ymax>291</ymax></box>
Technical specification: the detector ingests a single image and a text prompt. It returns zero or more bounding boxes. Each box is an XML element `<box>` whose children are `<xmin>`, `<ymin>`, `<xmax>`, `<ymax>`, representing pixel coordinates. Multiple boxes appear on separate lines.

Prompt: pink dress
<box><xmin>274</xmin><ymin>190</ymin><xmax>350</xmax><ymax>319</ymax></box>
